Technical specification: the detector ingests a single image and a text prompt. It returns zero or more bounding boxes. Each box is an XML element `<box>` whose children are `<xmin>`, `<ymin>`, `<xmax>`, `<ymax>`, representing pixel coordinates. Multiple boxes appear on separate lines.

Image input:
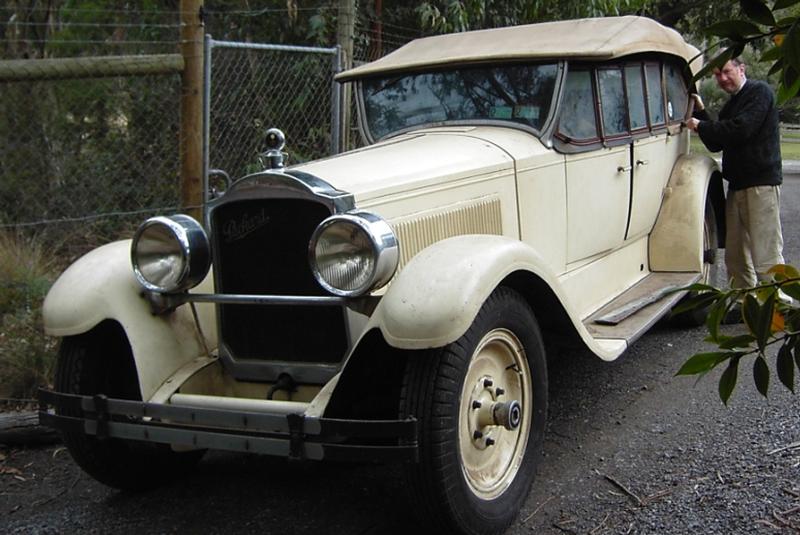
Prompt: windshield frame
<box><xmin>354</xmin><ymin>61</ymin><xmax>566</xmax><ymax>145</ymax></box>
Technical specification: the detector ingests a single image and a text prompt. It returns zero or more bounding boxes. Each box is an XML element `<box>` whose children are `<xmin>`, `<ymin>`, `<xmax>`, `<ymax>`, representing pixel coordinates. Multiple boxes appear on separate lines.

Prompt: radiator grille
<box><xmin>210</xmin><ymin>198</ymin><xmax>347</xmax><ymax>364</ymax></box>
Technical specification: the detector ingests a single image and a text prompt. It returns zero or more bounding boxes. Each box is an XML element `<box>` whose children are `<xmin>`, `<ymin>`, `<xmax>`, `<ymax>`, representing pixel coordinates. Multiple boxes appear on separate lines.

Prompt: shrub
<box><xmin>0</xmin><ymin>231</ymin><xmax>58</xmax><ymax>400</ymax></box>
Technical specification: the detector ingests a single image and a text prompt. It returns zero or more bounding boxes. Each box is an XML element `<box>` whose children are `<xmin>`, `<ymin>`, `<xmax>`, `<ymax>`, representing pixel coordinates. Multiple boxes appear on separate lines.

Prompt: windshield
<box><xmin>361</xmin><ymin>63</ymin><xmax>559</xmax><ymax>140</ymax></box>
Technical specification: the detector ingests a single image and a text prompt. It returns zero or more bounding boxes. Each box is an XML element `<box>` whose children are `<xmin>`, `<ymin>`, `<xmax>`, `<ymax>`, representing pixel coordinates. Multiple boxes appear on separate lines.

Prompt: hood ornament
<box><xmin>259</xmin><ymin>127</ymin><xmax>287</xmax><ymax>170</ymax></box>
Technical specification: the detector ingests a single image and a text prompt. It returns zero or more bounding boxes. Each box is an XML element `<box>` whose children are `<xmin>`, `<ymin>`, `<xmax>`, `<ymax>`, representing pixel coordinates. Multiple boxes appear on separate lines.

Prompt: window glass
<box><xmin>361</xmin><ymin>63</ymin><xmax>558</xmax><ymax>139</ymax></box>
<box><xmin>645</xmin><ymin>63</ymin><xmax>665</xmax><ymax>125</ymax></box>
<box><xmin>625</xmin><ymin>65</ymin><xmax>648</xmax><ymax>130</ymax></box>
<box><xmin>598</xmin><ymin>68</ymin><xmax>628</xmax><ymax>136</ymax></box>
<box><xmin>665</xmin><ymin>62</ymin><xmax>689</xmax><ymax>121</ymax></box>
<box><xmin>557</xmin><ymin>70</ymin><xmax>598</xmax><ymax>141</ymax></box>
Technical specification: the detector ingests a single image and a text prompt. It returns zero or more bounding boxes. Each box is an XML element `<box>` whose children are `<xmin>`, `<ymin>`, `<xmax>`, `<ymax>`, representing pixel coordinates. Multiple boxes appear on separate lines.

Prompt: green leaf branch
<box><xmin>675</xmin><ymin>264</ymin><xmax>800</xmax><ymax>404</ymax></box>
<box><xmin>695</xmin><ymin>0</ymin><xmax>800</xmax><ymax>104</ymax></box>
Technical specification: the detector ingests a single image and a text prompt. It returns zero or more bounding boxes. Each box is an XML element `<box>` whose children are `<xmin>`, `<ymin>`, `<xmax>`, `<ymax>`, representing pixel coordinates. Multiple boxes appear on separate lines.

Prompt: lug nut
<box><xmin>483</xmin><ymin>378</ymin><xmax>493</xmax><ymax>388</ymax></box>
<box><xmin>495</xmin><ymin>387</ymin><xmax>505</xmax><ymax>397</ymax></box>
<box><xmin>485</xmin><ymin>437</ymin><xmax>496</xmax><ymax>447</ymax></box>
<box><xmin>473</xmin><ymin>430</ymin><xmax>483</xmax><ymax>440</ymax></box>
<box><xmin>472</xmin><ymin>400</ymin><xmax>482</xmax><ymax>410</ymax></box>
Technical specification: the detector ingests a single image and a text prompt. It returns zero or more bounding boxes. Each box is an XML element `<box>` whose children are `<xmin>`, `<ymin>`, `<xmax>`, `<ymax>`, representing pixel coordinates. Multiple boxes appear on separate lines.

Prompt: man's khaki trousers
<box><xmin>725</xmin><ymin>184</ymin><xmax>785</xmax><ymax>288</ymax></box>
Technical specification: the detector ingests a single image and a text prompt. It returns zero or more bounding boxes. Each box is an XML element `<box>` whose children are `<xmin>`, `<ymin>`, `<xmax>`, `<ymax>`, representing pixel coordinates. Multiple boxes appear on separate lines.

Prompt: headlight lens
<box><xmin>131</xmin><ymin>215</ymin><xmax>210</xmax><ymax>293</ymax></box>
<box><xmin>309</xmin><ymin>211</ymin><xmax>399</xmax><ymax>297</ymax></box>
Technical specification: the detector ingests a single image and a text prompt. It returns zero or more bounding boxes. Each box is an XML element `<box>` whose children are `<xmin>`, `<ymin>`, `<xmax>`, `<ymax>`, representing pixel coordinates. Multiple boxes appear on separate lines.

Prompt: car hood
<box><xmin>292</xmin><ymin>126</ymin><xmax>550</xmax><ymax>203</ymax></box>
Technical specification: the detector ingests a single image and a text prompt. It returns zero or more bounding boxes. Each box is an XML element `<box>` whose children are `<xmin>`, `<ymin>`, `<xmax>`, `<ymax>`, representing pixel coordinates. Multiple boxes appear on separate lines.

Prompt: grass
<box><xmin>0</xmin><ymin>231</ymin><xmax>58</xmax><ymax>401</ymax></box>
<box><xmin>690</xmin><ymin>131</ymin><xmax>800</xmax><ymax>160</ymax></box>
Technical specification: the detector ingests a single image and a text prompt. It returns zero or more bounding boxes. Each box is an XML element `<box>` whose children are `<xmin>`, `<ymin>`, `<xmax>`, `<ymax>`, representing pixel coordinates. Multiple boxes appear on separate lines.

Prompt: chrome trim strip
<box><xmin>205</xmin><ymin>170</ymin><xmax>355</xmax><ymax>222</ymax></box>
<box><xmin>158</xmin><ymin>293</ymin><xmax>347</xmax><ymax>307</ymax></box>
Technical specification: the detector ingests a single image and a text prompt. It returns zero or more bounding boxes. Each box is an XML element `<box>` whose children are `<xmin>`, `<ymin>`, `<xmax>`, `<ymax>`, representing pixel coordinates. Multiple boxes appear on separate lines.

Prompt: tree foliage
<box><xmin>675</xmin><ymin>265</ymin><xmax>800</xmax><ymax>404</ymax></box>
<box><xmin>413</xmin><ymin>0</ymin><xmax>740</xmax><ymax>35</ymax></box>
<box><xmin>695</xmin><ymin>0</ymin><xmax>800</xmax><ymax>104</ymax></box>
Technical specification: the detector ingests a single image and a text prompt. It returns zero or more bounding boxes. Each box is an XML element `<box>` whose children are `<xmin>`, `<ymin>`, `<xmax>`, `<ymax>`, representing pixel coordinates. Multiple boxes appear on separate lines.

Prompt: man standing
<box><xmin>686</xmin><ymin>58</ymin><xmax>784</xmax><ymax>289</ymax></box>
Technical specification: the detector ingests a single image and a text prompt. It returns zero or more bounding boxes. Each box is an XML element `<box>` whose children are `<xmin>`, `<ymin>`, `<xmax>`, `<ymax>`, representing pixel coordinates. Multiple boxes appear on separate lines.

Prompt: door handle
<box><xmin>636</xmin><ymin>159</ymin><xmax>649</xmax><ymax>166</ymax></box>
<box><xmin>617</xmin><ymin>165</ymin><xmax>632</xmax><ymax>173</ymax></box>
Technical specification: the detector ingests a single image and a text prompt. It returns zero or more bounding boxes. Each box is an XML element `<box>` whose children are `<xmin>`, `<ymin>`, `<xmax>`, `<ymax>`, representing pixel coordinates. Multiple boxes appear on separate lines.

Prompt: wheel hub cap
<box><xmin>458</xmin><ymin>329</ymin><xmax>532</xmax><ymax>499</ymax></box>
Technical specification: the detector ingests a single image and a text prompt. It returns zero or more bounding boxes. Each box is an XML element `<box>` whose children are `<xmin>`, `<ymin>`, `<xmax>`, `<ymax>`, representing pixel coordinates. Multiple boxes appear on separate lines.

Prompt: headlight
<box><xmin>309</xmin><ymin>211</ymin><xmax>399</xmax><ymax>297</ymax></box>
<box><xmin>131</xmin><ymin>215</ymin><xmax>210</xmax><ymax>293</ymax></box>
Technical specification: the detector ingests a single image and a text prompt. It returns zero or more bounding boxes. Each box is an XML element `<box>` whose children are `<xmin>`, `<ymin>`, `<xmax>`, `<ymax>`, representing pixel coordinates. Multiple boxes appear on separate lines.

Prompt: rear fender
<box><xmin>649</xmin><ymin>154</ymin><xmax>720</xmax><ymax>271</ymax></box>
<box><xmin>43</xmin><ymin>240</ymin><xmax>217</xmax><ymax>401</ymax></box>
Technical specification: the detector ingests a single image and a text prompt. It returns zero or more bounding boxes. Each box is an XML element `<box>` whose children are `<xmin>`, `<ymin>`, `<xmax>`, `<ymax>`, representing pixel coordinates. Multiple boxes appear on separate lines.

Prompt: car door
<box><xmin>627</xmin><ymin>62</ymin><xmax>667</xmax><ymax>240</ymax></box>
<box><xmin>561</xmin><ymin>67</ymin><xmax>631</xmax><ymax>264</ymax></box>
<box><xmin>626</xmin><ymin>61</ymin><xmax>687</xmax><ymax>241</ymax></box>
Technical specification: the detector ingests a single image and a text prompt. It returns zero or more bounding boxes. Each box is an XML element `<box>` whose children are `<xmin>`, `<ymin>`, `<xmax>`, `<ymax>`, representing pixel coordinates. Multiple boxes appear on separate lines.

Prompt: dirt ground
<box><xmin>1</xmin><ymin>323</ymin><xmax>798</xmax><ymax>535</ymax></box>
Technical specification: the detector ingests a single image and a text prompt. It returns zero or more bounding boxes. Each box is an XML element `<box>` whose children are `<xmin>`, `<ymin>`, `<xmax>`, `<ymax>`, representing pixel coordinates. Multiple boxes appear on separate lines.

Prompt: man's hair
<box><xmin>730</xmin><ymin>57</ymin><xmax>745</xmax><ymax>67</ymax></box>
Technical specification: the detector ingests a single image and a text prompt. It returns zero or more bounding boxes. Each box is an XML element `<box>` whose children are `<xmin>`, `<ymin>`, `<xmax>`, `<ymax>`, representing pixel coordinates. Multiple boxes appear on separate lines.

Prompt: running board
<box><xmin>584</xmin><ymin>272</ymin><xmax>701</xmax><ymax>343</ymax></box>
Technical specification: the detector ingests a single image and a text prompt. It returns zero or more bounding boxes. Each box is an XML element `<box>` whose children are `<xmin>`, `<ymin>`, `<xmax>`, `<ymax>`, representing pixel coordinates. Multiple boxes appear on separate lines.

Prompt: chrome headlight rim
<box><xmin>131</xmin><ymin>214</ymin><xmax>210</xmax><ymax>293</ymax></box>
<box><xmin>309</xmin><ymin>211</ymin><xmax>399</xmax><ymax>297</ymax></box>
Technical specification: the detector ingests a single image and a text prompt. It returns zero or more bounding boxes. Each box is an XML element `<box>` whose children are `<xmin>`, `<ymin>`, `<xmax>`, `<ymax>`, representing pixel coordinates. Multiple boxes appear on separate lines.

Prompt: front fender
<box><xmin>43</xmin><ymin>240</ymin><xmax>217</xmax><ymax>401</ymax></box>
<box><xmin>367</xmin><ymin>235</ymin><xmax>569</xmax><ymax>349</ymax></box>
<box><xmin>649</xmin><ymin>153</ymin><xmax>719</xmax><ymax>271</ymax></box>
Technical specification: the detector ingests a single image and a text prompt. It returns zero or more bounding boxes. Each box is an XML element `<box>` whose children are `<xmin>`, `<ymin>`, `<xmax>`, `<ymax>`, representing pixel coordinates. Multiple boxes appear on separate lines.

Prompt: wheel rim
<box><xmin>458</xmin><ymin>328</ymin><xmax>532</xmax><ymax>500</ymax></box>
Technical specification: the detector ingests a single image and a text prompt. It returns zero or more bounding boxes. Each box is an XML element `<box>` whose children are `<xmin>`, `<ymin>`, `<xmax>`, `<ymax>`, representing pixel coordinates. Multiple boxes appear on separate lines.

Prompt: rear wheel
<box><xmin>400</xmin><ymin>287</ymin><xmax>547</xmax><ymax>535</ymax></box>
<box><xmin>55</xmin><ymin>322</ymin><xmax>203</xmax><ymax>490</ymax></box>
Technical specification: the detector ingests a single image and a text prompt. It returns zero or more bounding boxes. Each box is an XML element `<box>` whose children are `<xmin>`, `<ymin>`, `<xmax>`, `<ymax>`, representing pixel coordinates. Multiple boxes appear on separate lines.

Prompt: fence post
<box><xmin>203</xmin><ymin>34</ymin><xmax>213</xmax><ymax>218</ymax></box>
<box><xmin>180</xmin><ymin>0</ymin><xmax>204</xmax><ymax>220</ymax></box>
<box><xmin>337</xmin><ymin>0</ymin><xmax>354</xmax><ymax>150</ymax></box>
<box><xmin>331</xmin><ymin>46</ymin><xmax>342</xmax><ymax>155</ymax></box>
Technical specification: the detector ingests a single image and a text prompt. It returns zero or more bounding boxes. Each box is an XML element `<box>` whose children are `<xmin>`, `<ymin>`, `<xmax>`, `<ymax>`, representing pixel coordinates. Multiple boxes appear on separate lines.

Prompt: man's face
<box><xmin>713</xmin><ymin>61</ymin><xmax>746</xmax><ymax>94</ymax></box>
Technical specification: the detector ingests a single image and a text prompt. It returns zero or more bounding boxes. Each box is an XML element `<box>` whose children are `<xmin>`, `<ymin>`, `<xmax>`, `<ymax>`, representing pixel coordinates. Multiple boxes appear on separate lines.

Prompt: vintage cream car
<box><xmin>39</xmin><ymin>16</ymin><xmax>722</xmax><ymax>535</ymax></box>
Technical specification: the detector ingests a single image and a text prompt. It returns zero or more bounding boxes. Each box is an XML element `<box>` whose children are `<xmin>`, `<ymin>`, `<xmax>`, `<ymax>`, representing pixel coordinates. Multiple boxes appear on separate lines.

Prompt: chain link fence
<box><xmin>205</xmin><ymin>38</ymin><xmax>341</xmax><ymax>185</ymax></box>
<box><xmin>0</xmin><ymin>41</ymin><xmax>347</xmax><ymax>261</ymax></box>
<box><xmin>0</xmin><ymin>57</ymin><xmax>183</xmax><ymax>262</ymax></box>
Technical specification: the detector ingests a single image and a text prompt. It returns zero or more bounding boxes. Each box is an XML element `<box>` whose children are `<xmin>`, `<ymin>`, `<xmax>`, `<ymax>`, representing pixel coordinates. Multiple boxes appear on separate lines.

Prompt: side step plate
<box><xmin>584</xmin><ymin>272</ymin><xmax>701</xmax><ymax>343</ymax></box>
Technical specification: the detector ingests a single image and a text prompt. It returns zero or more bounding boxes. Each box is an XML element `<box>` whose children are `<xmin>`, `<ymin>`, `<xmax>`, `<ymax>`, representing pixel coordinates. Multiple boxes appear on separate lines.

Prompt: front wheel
<box><xmin>400</xmin><ymin>287</ymin><xmax>547</xmax><ymax>535</ymax></box>
<box><xmin>55</xmin><ymin>322</ymin><xmax>203</xmax><ymax>490</ymax></box>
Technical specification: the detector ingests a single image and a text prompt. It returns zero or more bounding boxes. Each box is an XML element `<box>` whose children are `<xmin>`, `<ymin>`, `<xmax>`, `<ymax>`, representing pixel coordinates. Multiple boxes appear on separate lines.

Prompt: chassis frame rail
<box><xmin>38</xmin><ymin>389</ymin><xmax>418</xmax><ymax>462</ymax></box>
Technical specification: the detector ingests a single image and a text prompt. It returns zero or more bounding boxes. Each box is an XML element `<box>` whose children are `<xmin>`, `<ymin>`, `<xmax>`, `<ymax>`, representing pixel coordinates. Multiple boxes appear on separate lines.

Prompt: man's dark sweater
<box><xmin>696</xmin><ymin>79</ymin><xmax>782</xmax><ymax>191</ymax></box>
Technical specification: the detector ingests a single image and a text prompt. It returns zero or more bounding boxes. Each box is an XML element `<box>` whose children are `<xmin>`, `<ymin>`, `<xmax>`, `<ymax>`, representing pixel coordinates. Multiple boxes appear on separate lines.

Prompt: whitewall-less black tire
<box><xmin>400</xmin><ymin>287</ymin><xmax>548</xmax><ymax>535</ymax></box>
<box><xmin>55</xmin><ymin>322</ymin><xmax>203</xmax><ymax>490</ymax></box>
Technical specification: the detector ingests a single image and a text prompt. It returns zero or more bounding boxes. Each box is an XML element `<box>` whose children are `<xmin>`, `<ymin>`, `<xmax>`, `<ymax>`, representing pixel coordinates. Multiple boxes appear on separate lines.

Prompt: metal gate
<box><xmin>203</xmin><ymin>36</ymin><xmax>342</xmax><ymax>198</ymax></box>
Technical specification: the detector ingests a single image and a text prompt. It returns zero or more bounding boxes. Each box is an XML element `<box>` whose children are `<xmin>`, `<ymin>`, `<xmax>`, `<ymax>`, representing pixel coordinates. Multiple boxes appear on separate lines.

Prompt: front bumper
<box><xmin>38</xmin><ymin>389</ymin><xmax>418</xmax><ymax>462</ymax></box>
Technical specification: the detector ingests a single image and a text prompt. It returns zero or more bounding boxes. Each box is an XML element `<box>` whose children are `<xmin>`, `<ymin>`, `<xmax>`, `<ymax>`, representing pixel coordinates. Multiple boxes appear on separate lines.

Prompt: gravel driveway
<box><xmin>2</xmin><ymin>175</ymin><xmax>800</xmax><ymax>535</ymax></box>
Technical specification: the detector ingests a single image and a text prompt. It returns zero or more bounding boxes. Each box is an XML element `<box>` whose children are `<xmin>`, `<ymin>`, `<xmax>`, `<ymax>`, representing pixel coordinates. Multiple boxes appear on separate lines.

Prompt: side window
<box><xmin>645</xmin><ymin>63</ymin><xmax>665</xmax><ymax>126</ymax></box>
<box><xmin>625</xmin><ymin>64</ymin><xmax>648</xmax><ymax>131</ymax></box>
<box><xmin>665</xmin><ymin>62</ymin><xmax>689</xmax><ymax>122</ymax></box>
<box><xmin>598</xmin><ymin>68</ymin><xmax>628</xmax><ymax>137</ymax></box>
<box><xmin>558</xmin><ymin>70</ymin><xmax>598</xmax><ymax>141</ymax></box>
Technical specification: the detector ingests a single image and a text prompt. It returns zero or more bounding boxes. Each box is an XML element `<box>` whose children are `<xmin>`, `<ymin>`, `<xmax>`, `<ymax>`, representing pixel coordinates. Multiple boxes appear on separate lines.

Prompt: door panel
<box><xmin>627</xmin><ymin>133</ymin><xmax>680</xmax><ymax>240</ymax></box>
<box><xmin>566</xmin><ymin>145</ymin><xmax>631</xmax><ymax>263</ymax></box>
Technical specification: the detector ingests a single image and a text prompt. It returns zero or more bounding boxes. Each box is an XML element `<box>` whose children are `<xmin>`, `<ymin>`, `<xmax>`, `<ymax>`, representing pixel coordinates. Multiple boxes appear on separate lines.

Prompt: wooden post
<box><xmin>337</xmin><ymin>0</ymin><xmax>355</xmax><ymax>150</ymax></box>
<box><xmin>180</xmin><ymin>0</ymin><xmax>204</xmax><ymax>220</ymax></box>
